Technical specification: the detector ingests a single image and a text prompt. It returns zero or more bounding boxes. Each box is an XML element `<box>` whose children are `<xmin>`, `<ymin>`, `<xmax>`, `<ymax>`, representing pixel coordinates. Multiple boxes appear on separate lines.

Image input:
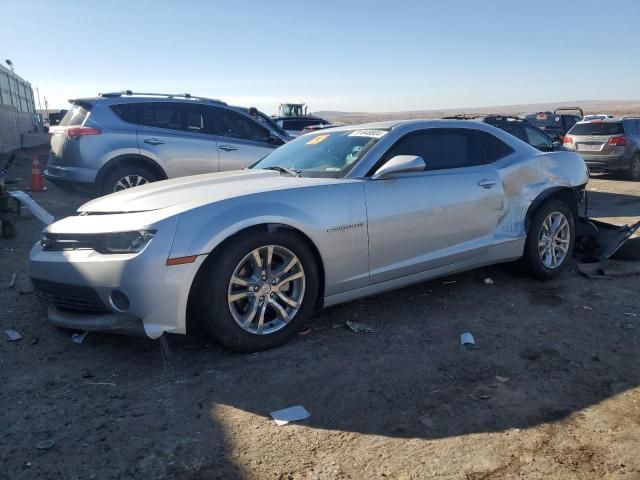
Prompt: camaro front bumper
<box><xmin>29</xmin><ymin>220</ymin><xmax>205</xmax><ymax>338</ymax></box>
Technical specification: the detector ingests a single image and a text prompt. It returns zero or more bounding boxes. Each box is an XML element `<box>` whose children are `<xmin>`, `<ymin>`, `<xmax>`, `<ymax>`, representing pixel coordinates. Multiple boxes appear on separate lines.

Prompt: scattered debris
<box><xmin>50</xmin><ymin>390</ymin><xmax>71</xmax><ymax>398</ymax></box>
<box><xmin>5</xmin><ymin>329</ymin><xmax>22</xmax><ymax>342</ymax></box>
<box><xmin>85</xmin><ymin>382</ymin><xmax>116</xmax><ymax>387</ymax></box>
<box><xmin>625</xmin><ymin>312</ymin><xmax>637</xmax><ymax>318</ymax></box>
<box><xmin>583</xmin><ymin>305</ymin><xmax>593</xmax><ymax>311</ymax></box>
<box><xmin>71</xmin><ymin>332</ymin><xmax>89</xmax><ymax>344</ymax></box>
<box><xmin>8</xmin><ymin>272</ymin><xmax>17</xmax><ymax>288</ymax></box>
<box><xmin>297</xmin><ymin>327</ymin><xmax>312</xmax><ymax>336</ymax></box>
<box><xmin>622</xmin><ymin>323</ymin><xmax>635</xmax><ymax>330</ymax></box>
<box><xmin>495</xmin><ymin>375</ymin><xmax>510</xmax><ymax>383</ymax></box>
<box><xmin>460</xmin><ymin>332</ymin><xmax>475</xmax><ymax>346</ymax></box>
<box><xmin>35</xmin><ymin>439</ymin><xmax>55</xmax><ymax>450</ymax></box>
<box><xmin>578</xmin><ymin>260</ymin><xmax>640</xmax><ymax>279</ymax></box>
<box><xmin>270</xmin><ymin>405</ymin><xmax>310</xmax><ymax>426</ymax></box>
<box><xmin>479</xmin><ymin>394</ymin><xmax>492</xmax><ymax>400</ymax></box>
<box><xmin>442</xmin><ymin>280</ymin><xmax>457</xmax><ymax>285</ymax></box>
<box><xmin>591</xmin><ymin>354</ymin><xmax>600</xmax><ymax>362</ymax></box>
<box><xmin>483</xmin><ymin>277</ymin><xmax>494</xmax><ymax>285</ymax></box>
<box><xmin>345</xmin><ymin>320</ymin><xmax>374</xmax><ymax>333</ymax></box>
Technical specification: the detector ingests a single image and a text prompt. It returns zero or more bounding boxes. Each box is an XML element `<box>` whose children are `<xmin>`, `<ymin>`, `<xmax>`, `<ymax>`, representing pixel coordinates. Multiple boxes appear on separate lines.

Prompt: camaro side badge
<box><xmin>327</xmin><ymin>222</ymin><xmax>364</xmax><ymax>233</ymax></box>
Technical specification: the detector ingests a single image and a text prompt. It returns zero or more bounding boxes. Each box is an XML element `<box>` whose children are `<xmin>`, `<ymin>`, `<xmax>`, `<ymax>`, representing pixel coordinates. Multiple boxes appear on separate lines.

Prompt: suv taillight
<box><xmin>607</xmin><ymin>136</ymin><xmax>627</xmax><ymax>146</ymax></box>
<box><xmin>563</xmin><ymin>135</ymin><xmax>573</xmax><ymax>146</ymax></box>
<box><xmin>66</xmin><ymin>126</ymin><xmax>101</xmax><ymax>139</ymax></box>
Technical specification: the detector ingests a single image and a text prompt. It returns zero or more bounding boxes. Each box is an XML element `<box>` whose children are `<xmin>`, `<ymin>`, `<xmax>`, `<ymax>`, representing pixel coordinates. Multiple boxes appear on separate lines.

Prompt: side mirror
<box><xmin>371</xmin><ymin>155</ymin><xmax>426</xmax><ymax>180</ymax></box>
<box><xmin>551</xmin><ymin>140</ymin><xmax>561</xmax><ymax>149</ymax></box>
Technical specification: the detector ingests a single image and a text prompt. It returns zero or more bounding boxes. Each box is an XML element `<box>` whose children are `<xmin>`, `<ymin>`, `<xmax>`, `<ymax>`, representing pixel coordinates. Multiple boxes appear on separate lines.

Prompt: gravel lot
<box><xmin>1</xmin><ymin>148</ymin><xmax>639</xmax><ymax>480</ymax></box>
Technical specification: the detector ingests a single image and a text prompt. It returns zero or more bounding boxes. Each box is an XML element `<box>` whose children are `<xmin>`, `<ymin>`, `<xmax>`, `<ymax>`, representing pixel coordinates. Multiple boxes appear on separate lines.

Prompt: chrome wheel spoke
<box><xmin>228</xmin><ymin>290</ymin><xmax>252</xmax><ymax>303</ymax></box>
<box><xmin>538</xmin><ymin>211</ymin><xmax>571</xmax><ymax>269</ymax></box>
<box><xmin>270</xmin><ymin>300</ymin><xmax>290</xmax><ymax>323</ymax></box>
<box><xmin>241</xmin><ymin>299</ymin><xmax>259</xmax><ymax>328</ymax></box>
<box><xmin>277</xmin><ymin>270</ymin><xmax>304</xmax><ymax>288</ymax></box>
<box><xmin>256</xmin><ymin>301</ymin><xmax>268</xmax><ymax>334</ymax></box>
<box><xmin>231</xmin><ymin>275</ymin><xmax>250</xmax><ymax>286</ymax></box>
<box><xmin>276</xmin><ymin>291</ymin><xmax>300</xmax><ymax>308</ymax></box>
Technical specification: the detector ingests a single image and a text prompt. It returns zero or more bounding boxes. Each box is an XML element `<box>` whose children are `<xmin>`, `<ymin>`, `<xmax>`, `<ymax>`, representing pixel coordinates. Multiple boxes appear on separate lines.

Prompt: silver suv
<box><xmin>45</xmin><ymin>92</ymin><xmax>292</xmax><ymax>195</ymax></box>
<box><xmin>563</xmin><ymin>117</ymin><xmax>640</xmax><ymax>180</ymax></box>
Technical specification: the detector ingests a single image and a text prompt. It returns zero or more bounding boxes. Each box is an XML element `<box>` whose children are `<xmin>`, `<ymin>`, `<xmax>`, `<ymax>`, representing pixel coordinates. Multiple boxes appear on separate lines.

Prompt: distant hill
<box><xmin>314</xmin><ymin>100</ymin><xmax>640</xmax><ymax>124</ymax></box>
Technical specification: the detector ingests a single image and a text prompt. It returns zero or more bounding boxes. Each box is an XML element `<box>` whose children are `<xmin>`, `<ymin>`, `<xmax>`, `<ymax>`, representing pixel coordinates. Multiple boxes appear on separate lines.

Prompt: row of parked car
<box><xmin>43</xmin><ymin>92</ymin><xmax>640</xmax><ymax>200</ymax></box>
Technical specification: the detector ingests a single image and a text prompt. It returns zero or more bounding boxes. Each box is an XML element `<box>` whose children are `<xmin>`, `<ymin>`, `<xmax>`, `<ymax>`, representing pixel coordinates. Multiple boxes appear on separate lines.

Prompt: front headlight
<box><xmin>96</xmin><ymin>230</ymin><xmax>156</xmax><ymax>254</ymax></box>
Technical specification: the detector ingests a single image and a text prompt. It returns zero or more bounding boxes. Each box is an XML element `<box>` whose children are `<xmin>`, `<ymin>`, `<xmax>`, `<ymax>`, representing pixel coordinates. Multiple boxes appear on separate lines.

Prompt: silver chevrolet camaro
<box><xmin>30</xmin><ymin>120</ymin><xmax>589</xmax><ymax>351</ymax></box>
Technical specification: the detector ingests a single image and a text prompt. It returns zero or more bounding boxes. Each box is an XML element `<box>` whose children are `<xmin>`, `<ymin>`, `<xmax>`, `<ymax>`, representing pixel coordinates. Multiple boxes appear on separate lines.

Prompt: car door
<box><xmin>364</xmin><ymin>128</ymin><xmax>505</xmax><ymax>284</ymax></box>
<box><xmin>135</xmin><ymin>102</ymin><xmax>220</xmax><ymax>177</ymax></box>
<box><xmin>207</xmin><ymin>107</ymin><xmax>280</xmax><ymax>171</ymax></box>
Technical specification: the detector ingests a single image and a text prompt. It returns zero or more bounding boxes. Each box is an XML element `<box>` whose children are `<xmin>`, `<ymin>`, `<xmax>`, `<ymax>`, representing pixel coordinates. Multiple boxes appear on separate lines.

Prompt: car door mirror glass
<box><xmin>551</xmin><ymin>140</ymin><xmax>560</xmax><ymax>149</ymax></box>
<box><xmin>371</xmin><ymin>155</ymin><xmax>426</xmax><ymax>180</ymax></box>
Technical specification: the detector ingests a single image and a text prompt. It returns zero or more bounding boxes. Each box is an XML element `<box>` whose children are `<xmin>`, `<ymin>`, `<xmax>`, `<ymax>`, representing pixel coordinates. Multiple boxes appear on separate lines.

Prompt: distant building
<box><xmin>0</xmin><ymin>64</ymin><xmax>39</xmax><ymax>153</ymax></box>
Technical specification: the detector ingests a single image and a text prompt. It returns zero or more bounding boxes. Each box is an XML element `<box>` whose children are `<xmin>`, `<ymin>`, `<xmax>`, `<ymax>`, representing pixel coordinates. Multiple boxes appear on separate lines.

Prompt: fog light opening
<box><xmin>109</xmin><ymin>290</ymin><xmax>130</xmax><ymax>312</ymax></box>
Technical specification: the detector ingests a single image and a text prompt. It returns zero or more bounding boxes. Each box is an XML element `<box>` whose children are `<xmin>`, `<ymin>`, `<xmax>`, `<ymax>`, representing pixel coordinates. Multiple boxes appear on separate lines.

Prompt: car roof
<box><xmin>576</xmin><ymin>117</ymin><xmax>623</xmax><ymax>124</ymax></box>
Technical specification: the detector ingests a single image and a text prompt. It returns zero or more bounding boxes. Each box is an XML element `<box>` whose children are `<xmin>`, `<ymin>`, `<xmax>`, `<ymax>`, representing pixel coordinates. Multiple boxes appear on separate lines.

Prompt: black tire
<box><xmin>521</xmin><ymin>199</ymin><xmax>575</xmax><ymax>280</ymax></box>
<box><xmin>101</xmin><ymin>164</ymin><xmax>159</xmax><ymax>195</ymax></box>
<box><xmin>629</xmin><ymin>155</ymin><xmax>640</xmax><ymax>181</ymax></box>
<box><xmin>1</xmin><ymin>220</ymin><xmax>16</xmax><ymax>239</ymax></box>
<box><xmin>197</xmin><ymin>229</ymin><xmax>320</xmax><ymax>352</ymax></box>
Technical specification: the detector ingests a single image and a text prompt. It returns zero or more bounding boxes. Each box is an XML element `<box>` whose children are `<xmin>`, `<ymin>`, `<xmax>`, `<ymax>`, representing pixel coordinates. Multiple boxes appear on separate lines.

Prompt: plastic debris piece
<box><xmin>495</xmin><ymin>375</ymin><xmax>510</xmax><ymax>383</ymax></box>
<box><xmin>8</xmin><ymin>191</ymin><xmax>54</xmax><ymax>225</ymax></box>
<box><xmin>71</xmin><ymin>332</ymin><xmax>89</xmax><ymax>344</ymax></box>
<box><xmin>297</xmin><ymin>327</ymin><xmax>312</xmax><ymax>335</ymax></box>
<box><xmin>483</xmin><ymin>277</ymin><xmax>494</xmax><ymax>285</ymax></box>
<box><xmin>583</xmin><ymin>306</ymin><xmax>593</xmax><ymax>310</ymax></box>
<box><xmin>625</xmin><ymin>312</ymin><xmax>637</xmax><ymax>317</ymax></box>
<box><xmin>36</xmin><ymin>439</ymin><xmax>55</xmax><ymax>450</ymax></box>
<box><xmin>5</xmin><ymin>329</ymin><xmax>22</xmax><ymax>341</ymax></box>
<box><xmin>479</xmin><ymin>395</ymin><xmax>492</xmax><ymax>400</ymax></box>
<box><xmin>345</xmin><ymin>320</ymin><xmax>374</xmax><ymax>333</ymax></box>
<box><xmin>442</xmin><ymin>280</ymin><xmax>457</xmax><ymax>285</ymax></box>
<box><xmin>460</xmin><ymin>332</ymin><xmax>475</xmax><ymax>346</ymax></box>
<box><xmin>8</xmin><ymin>273</ymin><xmax>17</xmax><ymax>288</ymax></box>
<box><xmin>270</xmin><ymin>405</ymin><xmax>310</xmax><ymax>426</ymax></box>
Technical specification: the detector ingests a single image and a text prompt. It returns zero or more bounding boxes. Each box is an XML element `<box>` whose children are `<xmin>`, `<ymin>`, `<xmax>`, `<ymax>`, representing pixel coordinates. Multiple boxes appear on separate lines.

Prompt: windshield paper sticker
<box><xmin>306</xmin><ymin>134</ymin><xmax>330</xmax><ymax>145</ymax></box>
<box><xmin>348</xmin><ymin>129</ymin><xmax>387</xmax><ymax>138</ymax></box>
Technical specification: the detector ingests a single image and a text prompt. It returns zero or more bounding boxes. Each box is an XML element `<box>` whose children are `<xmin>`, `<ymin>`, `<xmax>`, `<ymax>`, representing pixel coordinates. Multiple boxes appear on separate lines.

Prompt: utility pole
<box><xmin>36</xmin><ymin>87</ymin><xmax>43</xmax><ymax>112</ymax></box>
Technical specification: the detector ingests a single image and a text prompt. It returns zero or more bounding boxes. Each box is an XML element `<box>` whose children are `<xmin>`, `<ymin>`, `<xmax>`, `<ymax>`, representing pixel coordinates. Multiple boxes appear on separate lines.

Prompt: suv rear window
<box><xmin>569</xmin><ymin>122</ymin><xmax>625</xmax><ymax>136</ymax></box>
<box><xmin>60</xmin><ymin>105</ymin><xmax>90</xmax><ymax>126</ymax></box>
<box><xmin>477</xmin><ymin>131</ymin><xmax>515</xmax><ymax>162</ymax></box>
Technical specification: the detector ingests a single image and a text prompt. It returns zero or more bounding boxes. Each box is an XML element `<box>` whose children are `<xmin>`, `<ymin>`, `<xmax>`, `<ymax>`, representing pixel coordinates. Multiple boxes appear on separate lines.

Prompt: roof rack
<box><xmin>98</xmin><ymin>90</ymin><xmax>226</xmax><ymax>104</ymax></box>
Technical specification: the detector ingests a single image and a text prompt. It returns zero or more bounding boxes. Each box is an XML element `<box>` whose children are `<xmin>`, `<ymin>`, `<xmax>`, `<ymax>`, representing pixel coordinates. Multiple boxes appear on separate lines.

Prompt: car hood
<box><xmin>78</xmin><ymin>169</ymin><xmax>350</xmax><ymax>214</ymax></box>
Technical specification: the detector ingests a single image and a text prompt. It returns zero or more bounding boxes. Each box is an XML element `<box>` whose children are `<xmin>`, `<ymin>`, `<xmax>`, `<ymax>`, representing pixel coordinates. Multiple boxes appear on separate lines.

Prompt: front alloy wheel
<box><xmin>114</xmin><ymin>174</ymin><xmax>149</xmax><ymax>191</ymax></box>
<box><xmin>227</xmin><ymin>245</ymin><xmax>305</xmax><ymax>335</ymax></box>
<box><xmin>197</xmin><ymin>229</ymin><xmax>319</xmax><ymax>352</ymax></box>
<box><xmin>537</xmin><ymin>212</ymin><xmax>571</xmax><ymax>269</ymax></box>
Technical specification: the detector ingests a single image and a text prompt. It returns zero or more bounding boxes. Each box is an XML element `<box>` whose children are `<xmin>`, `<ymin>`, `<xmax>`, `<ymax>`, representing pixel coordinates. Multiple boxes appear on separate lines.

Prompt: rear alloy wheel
<box><xmin>521</xmin><ymin>199</ymin><xmax>575</xmax><ymax>280</ymax></box>
<box><xmin>102</xmin><ymin>164</ymin><xmax>159</xmax><ymax>195</ymax></box>
<box><xmin>630</xmin><ymin>155</ymin><xmax>640</xmax><ymax>181</ymax></box>
<box><xmin>198</xmin><ymin>230</ymin><xmax>319</xmax><ymax>352</ymax></box>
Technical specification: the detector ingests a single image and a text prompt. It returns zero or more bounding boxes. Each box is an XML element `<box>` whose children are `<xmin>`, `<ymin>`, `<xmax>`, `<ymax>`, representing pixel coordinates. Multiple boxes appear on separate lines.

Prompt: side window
<box><xmin>477</xmin><ymin>131</ymin><xmax>515</xmax><ymax>162</ymax></box>
<box><xmin>385</xmin><ymin>128</ymin><xmax>483</xmax><ymax>171</ymax></box>
<box><xmin>524</xmin><ymin>126</ymin><xmax>552</xmax><ymax>150</ymax></box>
<box><xmin>137</xmin><ymin>102</ymin><xmax>182</xmax><ymax>131</ymax></box>
<box><xmin>498</xmin><ymin>123</ymin><xmax>527</xmax><ymax>142</ymax></box>
<box><xmin>181</xmin><ymin>105</ymin><xmax>206</xmax><ymax>133</ymax></box>
<box><xmin>209</xmin><ymin>108</ymin><xmax>270</xmax><ymax>142</ymax></box>
<box><xmin>282</xmin><ymin>119</ymin><xmax>303</xmax><ymax>131</ymax></box>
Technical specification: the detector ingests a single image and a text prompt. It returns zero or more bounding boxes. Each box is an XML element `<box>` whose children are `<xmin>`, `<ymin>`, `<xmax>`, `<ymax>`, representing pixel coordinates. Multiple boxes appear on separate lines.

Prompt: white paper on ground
<box><xmin>460</xmin><ymin>332</ymin><xmax>475</xmax><ymax>346</ymax></box>
<box><xmin>270</xmin><ymin>405</ymin><xmax>310</xmax><ymax>426</ymax></box>
<box><xmin>8</xmin><ymin>191</ymin><xmax>55</xmax><ymax>225</ymax></box>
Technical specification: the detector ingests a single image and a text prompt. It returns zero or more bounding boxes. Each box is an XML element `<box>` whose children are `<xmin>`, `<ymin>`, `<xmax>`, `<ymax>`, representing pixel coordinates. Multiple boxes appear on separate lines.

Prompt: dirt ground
<box><xmin>1</xmin><ymin>148</ymin><xmax>639</xmax><ymax>480</ymax></box>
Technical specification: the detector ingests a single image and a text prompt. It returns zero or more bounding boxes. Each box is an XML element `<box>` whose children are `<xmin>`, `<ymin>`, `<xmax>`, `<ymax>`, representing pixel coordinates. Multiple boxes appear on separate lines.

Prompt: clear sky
<box><xmin>2</xmin><ymin>0</ymin><xmax>639</xmax><ymax>114</ymax></box>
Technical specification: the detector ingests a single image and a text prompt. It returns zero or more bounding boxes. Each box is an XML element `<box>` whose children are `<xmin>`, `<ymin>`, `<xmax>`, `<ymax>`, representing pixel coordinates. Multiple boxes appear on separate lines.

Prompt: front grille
<box><xmin>32</xmin><ymin>279</ymin><xmax>109</xmax><ymax>314</ymax></box>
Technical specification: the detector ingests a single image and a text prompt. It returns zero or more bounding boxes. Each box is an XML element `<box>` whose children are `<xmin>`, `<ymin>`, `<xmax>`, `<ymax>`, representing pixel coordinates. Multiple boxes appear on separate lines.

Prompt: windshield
<box><xmin>252</xmin><ymin>128</ymin><xmax>387</xmax><ymax>177</ymax></box>
<box><xmin>525</xmin><ymin>113</ymin><xmax>562</xmax><ymax>129</ymax></box>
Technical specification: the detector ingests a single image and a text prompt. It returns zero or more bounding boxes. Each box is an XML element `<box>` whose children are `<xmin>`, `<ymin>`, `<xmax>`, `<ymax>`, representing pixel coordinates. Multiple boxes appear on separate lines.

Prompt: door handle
<box><xmin>219</xmin><ymin>145</ymin><xmax>238</xmax><ymax>152</ymax></box>
<box><xmin>143</xmin><ymin>138</ymin><xmax>165</xmax><ymax>145</ymax></box>
<box><xmin>478</xmin><ymin>178</ymin><xmax>498</xmax><ymax>189</ymax></box>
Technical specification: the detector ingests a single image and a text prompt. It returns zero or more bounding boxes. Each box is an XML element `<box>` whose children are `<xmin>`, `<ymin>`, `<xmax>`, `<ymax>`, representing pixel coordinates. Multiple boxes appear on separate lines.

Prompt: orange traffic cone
<box><xmin>27</xmin><ymin>156</ymin><xmax>47</xmax><ymax>192</ymax></box>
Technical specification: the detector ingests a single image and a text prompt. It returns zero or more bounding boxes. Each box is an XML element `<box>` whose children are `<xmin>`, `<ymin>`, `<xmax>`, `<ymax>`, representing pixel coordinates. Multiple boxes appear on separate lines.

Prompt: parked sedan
<box><xmin>30</xmin><ymin>120</ymin><xmax>589</xmax><ymax>352</ymax></box>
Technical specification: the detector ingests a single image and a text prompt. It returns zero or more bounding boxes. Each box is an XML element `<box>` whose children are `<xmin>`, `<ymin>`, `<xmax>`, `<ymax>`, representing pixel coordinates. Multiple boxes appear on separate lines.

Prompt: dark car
<box><xmin>522</xmin><ymin>108</ymin><xmax>583</xmax><ymax>141</ymax></box>
<box><xmin>443</xmin><ymin>114</ymin><xmax>561</xmax><ymax>152</ymax></box>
